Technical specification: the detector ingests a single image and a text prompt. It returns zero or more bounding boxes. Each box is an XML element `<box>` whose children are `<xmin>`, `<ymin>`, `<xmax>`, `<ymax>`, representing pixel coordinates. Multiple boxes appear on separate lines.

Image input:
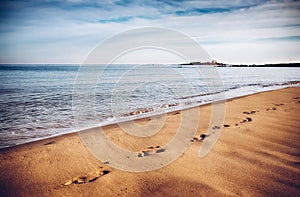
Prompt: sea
<box><xmin>0</xmin><ymin>64</ymin><xmax>299</xmax><ymax>149</ymax></box>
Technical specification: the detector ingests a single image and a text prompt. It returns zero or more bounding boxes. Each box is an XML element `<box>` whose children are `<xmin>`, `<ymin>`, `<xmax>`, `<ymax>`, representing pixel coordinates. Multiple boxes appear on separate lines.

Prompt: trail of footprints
<box><xmin>190</xmin><ymin>99</ymin><xmax>297</xmax><ymax>142</ymax></box>
<box><xmin>63</xmin><ymin>98</ymin><xmax>299</xmax><ymax>185</ymax></box>
<box><xmin>137</xmin><ymin>145</ymin><xmax>166</xmax><ymax>157</ymax></box>
<box><xmin>63</xmin><ymin>145</ymin><xmax>168</xmax><ymax>186</ymax></box>
<box><xmin>64</xmin><ymin>167</ymin><xmax>110</xmax><ymax>186</ymax></box>
<box><xmin>293</xmin><ymin>96</ymin><xmax>300</xmax><ymax>104</ymax></box>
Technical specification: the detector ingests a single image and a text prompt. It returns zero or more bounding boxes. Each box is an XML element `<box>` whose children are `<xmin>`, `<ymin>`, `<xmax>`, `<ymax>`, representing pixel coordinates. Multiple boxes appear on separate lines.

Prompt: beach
<box><xmin>0</xmin><ymin>87</ymin><xmax>299</xmax><ymax>196</ymax></box>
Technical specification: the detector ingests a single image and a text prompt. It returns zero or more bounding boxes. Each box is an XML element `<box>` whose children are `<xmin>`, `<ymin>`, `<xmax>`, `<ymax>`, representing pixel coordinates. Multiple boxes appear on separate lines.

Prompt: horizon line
<box><xmin>0</xmin><ymin>61</ymin><xmax>299</xmax><ymax>65</ymax></box>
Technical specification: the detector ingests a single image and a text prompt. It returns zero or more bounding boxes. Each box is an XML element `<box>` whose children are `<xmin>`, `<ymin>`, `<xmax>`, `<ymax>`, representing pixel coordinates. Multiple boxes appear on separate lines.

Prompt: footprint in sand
<box><xmin>240</xmin><ymin>117</ymin><xmax>252</xmax><ymax>123</ymax></box>
<box><xmin>190</xmin><ymin>134</ymin><xmax>211</xmax><ymax>142</ymax></box>
<box><xmin>64</xmin><ymin>169</ymin><xmax>110</xmax><ymax>186</ymax></box>
<box><xmin>200</xmin><ymin>134</ymin><xmax>210</xmax><ymax>140</ymax></box>
<box><xmin>274</xmin><ymin>103</ymin><xmax>284</xmax><ymax>106</ymax></box>
<box><xmin>236</xmin><ymin>110</ymin><xmax>258</xmax><ymax>126</ymax></box>
<box><xmin>266</xmin><ymin>107</ymin><xmax>277</xmax><ymax>111</ymax></box>
<box><xmin>137</xmin><ymin>145</ymin><xmax>166</xmax><ymax>157</ymax></box>
<box><xmin>243</xmin><ymin>110</ymin><xmax>259</xmax><ymax>114</ymax></box>
<box><xmin>235</xmin><ymin>117</ymin><xmax>252</xmax><ymax>126</ymax></box>
<box><xmin>147</xmin><ymin>145</ymin><xmax>160</xmax><ymax>149</ymax></box>
<box><xmin>212</xmin><ymin>125</ymin><xmax>221</xmax><ymax>130</ymax></box>
<box><xmin>292</xmin><ymin>97</ymin><xmax>300</xmax><ymax>104</ymax></box>
<box><xmin>190</xmin><ymin>136</ymin><xmax>200</xmax><ymax>142</ymax></box>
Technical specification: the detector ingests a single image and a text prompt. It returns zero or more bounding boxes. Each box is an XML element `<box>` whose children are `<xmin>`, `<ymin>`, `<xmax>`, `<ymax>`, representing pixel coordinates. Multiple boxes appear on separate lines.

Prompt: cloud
<box><xmin>175</xmin><ymin>8</ymin><xmax>232</xmax><ymax>16</ymax></box>
<box><xmin>98</xmin><ymin>16</ymin><xmax>134</xmax><ymax>23</ymax></box>
<box><xmin>0</xmin><ymin>0</ymin><xmax>299</xmax><ymax>63</ymax></box>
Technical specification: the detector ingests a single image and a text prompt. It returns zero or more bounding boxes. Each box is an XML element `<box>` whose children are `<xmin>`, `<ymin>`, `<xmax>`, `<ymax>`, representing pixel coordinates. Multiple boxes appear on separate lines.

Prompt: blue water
<box><xmin>0</xmin><ymin>64</ymin><xmax>299</xmax><ymax>148</ymax></box>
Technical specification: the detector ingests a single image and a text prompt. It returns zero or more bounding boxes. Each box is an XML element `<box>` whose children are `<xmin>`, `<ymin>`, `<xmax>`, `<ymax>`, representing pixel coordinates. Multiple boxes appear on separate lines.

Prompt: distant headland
<box><xmin>180</xmin><ymin>61</ymin><xmax>300</xmax><ymax>67</ymax></box>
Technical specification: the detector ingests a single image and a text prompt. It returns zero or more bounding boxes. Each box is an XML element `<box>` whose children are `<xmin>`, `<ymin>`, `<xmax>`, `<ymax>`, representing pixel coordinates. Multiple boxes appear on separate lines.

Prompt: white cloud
<box><xmin>0</xmin><ymin>0</ymin><xmax>299</xmax><ymax>63</ymax></box>
<box><xmin>204</xmin><ymin>40</ymin><xmax>300</xmax><ymax>64</ymax></box>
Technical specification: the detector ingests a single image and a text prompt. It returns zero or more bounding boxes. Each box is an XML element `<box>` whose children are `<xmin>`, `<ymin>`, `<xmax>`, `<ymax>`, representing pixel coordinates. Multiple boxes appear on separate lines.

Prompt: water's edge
<box><xmin>1</xmin><ymin>84</ymin><xmax>298</xmax><ymax>150</ymax></box>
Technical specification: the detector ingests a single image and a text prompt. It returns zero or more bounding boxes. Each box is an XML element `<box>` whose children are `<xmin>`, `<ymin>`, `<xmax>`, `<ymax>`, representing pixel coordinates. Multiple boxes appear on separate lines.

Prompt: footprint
<box><xmin>155</xmin><ymin>148</ymin><xmax>166</xmax><ymax>153</ymax></box>
<box><xmin>266</xmin><ymin>107</ymin><xmax>276</xmax><ymax>111</ymax></box>
<box><xmin>64</xmin><ymin>169</ymin><xmax>110</xmax><ymax>186</ymax></box>
<box><xmin>137</xmin><ymin>150</ymin><xmax>151</xmax><ymax>157</ymax></box>
<box><xmin>243</xmin><ymin>111</ymin><xmax>251</xmax><ymax>114</ymax></box>
<box><xmin>190</xmin><ymin>136</ymin><xmax>200</xmax><ymax>142</ymax></box>
<box><xmin>274</xmin><ymin>104</ymin><xmax>284</xmax><ymax>106</ymax></box>
<box><xmin>147</xmin><ymin>145</ymin><xmax>160</xmax><ymax>149</ymax></box>
<box><xmin>190</xmin><ymin>133</ymin><xmax>211</xmax><ymax>142</ymax></box>
<box><xmin>64</xmin><ymin>177</ymin><xmax>88</xmax><ymax>185</ymax></box>
<box><xmin>212</xmin><ymin>126</ymin><xmax>221</xmax><ymax>130</ymax></box>
<box><xmin>243</xmin><ymin>110</ymin><xmax>258</xmax><ymax>114</ymax></box>
<box><xmin>240</xmin><ymin>117</ymin><xmax>252</xmax><ymax>123</ymax></box>
<box><xmin>246</xmin><ymin>117</ymin><xmax>252</xmax><ymax>122</ymax></box>
<box><xmin>137</xmin><ymin>145</ymin><xmax>164</xmax><ymax>157</ymax></box>
<box><xmin>200</xmin><ymin>134</ymin><xmax>210</xmax><ymax>140</ymax></box>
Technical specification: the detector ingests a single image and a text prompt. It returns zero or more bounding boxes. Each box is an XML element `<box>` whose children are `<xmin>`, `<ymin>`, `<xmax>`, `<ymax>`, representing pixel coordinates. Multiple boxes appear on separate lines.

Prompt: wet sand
<box><xmin>0</xmin><ymin>87</ymin><xmax>299</xmax><ymax>196</ymax></box>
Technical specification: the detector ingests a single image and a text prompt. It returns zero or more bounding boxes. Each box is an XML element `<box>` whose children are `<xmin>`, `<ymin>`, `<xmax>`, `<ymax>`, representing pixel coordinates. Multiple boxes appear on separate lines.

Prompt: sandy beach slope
<box><xmin>0</xmin><ymin>87</ymin><xmax>299</xmax><ymax>196</ymax></box>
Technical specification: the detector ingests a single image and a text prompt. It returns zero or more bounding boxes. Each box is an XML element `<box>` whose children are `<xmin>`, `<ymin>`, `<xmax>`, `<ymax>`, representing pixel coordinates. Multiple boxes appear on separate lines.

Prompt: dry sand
<box><xmin>0</xmin><ymin>87</ymin><xmax>299</xmax><ymax>196</ymax></box>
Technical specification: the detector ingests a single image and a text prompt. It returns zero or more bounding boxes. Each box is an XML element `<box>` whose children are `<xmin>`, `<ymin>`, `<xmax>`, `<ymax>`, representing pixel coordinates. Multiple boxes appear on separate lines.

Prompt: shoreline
<box><xmin>0</xmin><ymin>87</ymin><xmax>299</xmax><ymax>196</ymax></box>
<box><xmin>1</xmin><ymin>84</ymin><xmax>299</xmax><ymax>151</ymax></box>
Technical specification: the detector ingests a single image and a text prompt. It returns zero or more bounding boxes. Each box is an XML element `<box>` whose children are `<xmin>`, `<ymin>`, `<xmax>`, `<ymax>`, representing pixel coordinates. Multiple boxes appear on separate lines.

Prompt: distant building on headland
<box><xmin>180</xmin><ymin>60</ymin><xmax>225</xmax><ymax>66</ymax></box>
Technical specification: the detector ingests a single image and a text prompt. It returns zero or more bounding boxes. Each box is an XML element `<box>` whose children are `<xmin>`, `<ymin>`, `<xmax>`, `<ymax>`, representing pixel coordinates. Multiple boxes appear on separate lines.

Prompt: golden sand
<box><xmin>0</xmin><ymin>87</ymin><xmax>299</xmax><ymax>196</ymax></box>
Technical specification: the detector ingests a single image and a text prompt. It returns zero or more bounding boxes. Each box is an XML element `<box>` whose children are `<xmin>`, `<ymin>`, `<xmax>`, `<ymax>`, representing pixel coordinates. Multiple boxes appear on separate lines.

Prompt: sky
<box><xmin>0</xmin><ymin>0</ymin><xmax>299</xmax><ymax>64</ymax></box>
